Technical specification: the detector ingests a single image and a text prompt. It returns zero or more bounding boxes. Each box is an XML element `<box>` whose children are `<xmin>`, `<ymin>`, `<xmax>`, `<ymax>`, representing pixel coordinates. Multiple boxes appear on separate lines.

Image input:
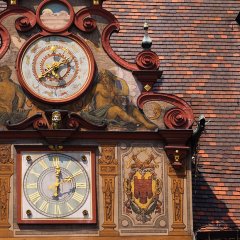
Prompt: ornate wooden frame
<box><xmin>15</xmin><ymin>33</ymin><xmax>96</xmax><ymax>104</ymax></box>
<box><xmin>16</xmin><ymin>145</ymin><xmax>97</xmax><ymax>224</ymax></box>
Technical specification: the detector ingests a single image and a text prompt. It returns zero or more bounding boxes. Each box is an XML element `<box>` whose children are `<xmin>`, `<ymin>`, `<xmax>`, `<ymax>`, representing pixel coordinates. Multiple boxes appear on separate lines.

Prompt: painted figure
<box><xmin>0</xmin><ymin>66</ymin><xmax>28</xmax><ymax>125</ymax></box>
<box><xmin>81</xmin><ymin>69</ymin><xmax>156</xmax><ymax>130</ymax></box>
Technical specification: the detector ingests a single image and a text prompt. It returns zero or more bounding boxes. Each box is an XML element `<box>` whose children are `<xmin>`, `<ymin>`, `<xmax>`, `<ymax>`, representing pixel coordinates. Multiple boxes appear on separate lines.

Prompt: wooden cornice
<box><xmin>0</xmin><ymin>129</ymin><xmax>193</xmax><ymax>145</ymax></box>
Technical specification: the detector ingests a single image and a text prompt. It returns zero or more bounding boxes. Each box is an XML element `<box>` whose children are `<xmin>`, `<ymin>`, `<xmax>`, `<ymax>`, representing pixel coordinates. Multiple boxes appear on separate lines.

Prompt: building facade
<box><xmin>0</xmin><ymin>0</ymin><xmax>240</xmax><ymax>240</ymax></box>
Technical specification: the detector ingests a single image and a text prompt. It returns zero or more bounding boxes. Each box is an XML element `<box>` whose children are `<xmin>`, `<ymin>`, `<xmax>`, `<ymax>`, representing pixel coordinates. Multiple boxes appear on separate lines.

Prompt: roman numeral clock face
<box><xmin>17</xmin><ymin>150</ymin><xmax>96</xmax><ymax>224</ymax></box>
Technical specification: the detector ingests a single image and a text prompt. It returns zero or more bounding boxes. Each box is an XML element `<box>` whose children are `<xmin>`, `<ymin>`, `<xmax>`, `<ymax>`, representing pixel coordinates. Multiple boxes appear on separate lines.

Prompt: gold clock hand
<box><xmin>38</xmin><ymin>65</ymin><xmax>56</xmax><ymax>79</ymax></box>
<box><xmin>40</xmin><ymin>57</ymin><xmax>71</xmax><ymax>80</ymax></box>
<box><xmin>49</xmin><ymin>156</ymin><xmax>61</xmax><ymax>197</ymax></box>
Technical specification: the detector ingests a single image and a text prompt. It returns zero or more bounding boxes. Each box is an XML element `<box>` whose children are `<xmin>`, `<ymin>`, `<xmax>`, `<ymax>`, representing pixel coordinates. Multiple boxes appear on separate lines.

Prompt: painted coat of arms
<box><xmin>122</xmin><ymin>147</ymin><xmax>164</xmax><ymax>224</ymax></box>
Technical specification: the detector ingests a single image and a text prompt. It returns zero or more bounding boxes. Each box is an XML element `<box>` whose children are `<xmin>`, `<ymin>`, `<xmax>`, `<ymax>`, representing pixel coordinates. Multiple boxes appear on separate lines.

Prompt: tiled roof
<box><xmin>1</xmin><ymin>0</ymin><xmax>240</xmax><ymax>233</ymax></box>
<box><xmin>103</xmin><ymin>0</ymin><xmax>240</xmax><ymax>232</ymax></box>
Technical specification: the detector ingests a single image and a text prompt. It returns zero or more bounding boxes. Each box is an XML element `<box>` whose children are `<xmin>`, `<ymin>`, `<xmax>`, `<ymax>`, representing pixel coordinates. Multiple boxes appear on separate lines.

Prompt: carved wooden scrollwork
<box><xmin>0</xmin><ymin>6</ymin><xmax>36</xmax><ymax>59</ymax></box>
<box><xmin>137</xmin><ymin>92</ymin><xmax>194</xmax><ymax>129</ymax></box>
<box><xmin>0</xmin><ymin>24</ymin><xmax>10</xmax><ymax>59</ymax></box>
<box><xmin>164</xmin><ymin>108</ymin><xmax>191</xmax><ymax>130</ymax></box>
<box><xmin>75</xmin><ymin>7</ymin><xmax>116</xmax><ymax>33</ymax></box>
<box><xmin>6</xmin><ymin>111</ymin><xmax>107</xmax><ymax>131</ymax></box>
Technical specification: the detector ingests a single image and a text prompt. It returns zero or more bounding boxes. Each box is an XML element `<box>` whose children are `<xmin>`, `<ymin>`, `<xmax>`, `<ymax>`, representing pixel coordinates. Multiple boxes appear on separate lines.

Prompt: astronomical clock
<box><xmin>0</xmin><ymin>0</ymin><xmax>199</xmax><ymax>240</ymax></box>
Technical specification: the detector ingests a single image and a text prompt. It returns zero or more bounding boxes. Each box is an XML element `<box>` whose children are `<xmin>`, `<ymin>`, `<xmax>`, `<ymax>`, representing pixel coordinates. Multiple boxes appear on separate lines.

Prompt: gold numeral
<box><xmin>66</xmin><ymin>203</ymin><xmax>74</xmax><ymax>211</ymax></box>
<box><xmin>76</xmin><ymin>182</ymin><xmax>86</xmax><ymax>189</ymax></box>
<box><xmin>72</xmin><ymin>169</ymin><xmax>83</xmax><ymax>177</ymax></box>
<box><xmin>39</xmin><ymin>160</ymin><xmax>48</xmax><ymax>170</ymax></box>
<box><xmin>72</xmin><ymin>192</ymin><xmax>84</xmax><ymax>203</ymax></box>
<box><xmin>30</xmin><ymin>169</ymin><xmax>40</xmax><ymax>177</ymax></box>
<box><xmin>52</xmin><ymin>156</ymin><xmax>60</xmax><ymax>167</ymax></box>
<box><xmin>66</xmin><ymin>161</ymin><xmax>72</xmax><ymax>169</ymax></box>
<box><xmin>39</xmin><ymin>200</ymin><xmax>49</xmax><ymax>213</ymax></box>
<box><xmin>26</xmin><ymin>183</ymin><xmax>37</xmax><ymax>189</ymax></box>
<box><xmin>29</xmin><ymin>192</ymin><xmax>41</xmax><ymax>204</ymax></box>
<box><xmin>54</xmin><ymin>204</ymin><xmax>61</xmax><ymax>215</ymax></box>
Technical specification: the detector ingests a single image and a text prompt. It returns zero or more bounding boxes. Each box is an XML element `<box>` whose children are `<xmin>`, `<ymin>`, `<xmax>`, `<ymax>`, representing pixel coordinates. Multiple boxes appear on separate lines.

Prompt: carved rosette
<box><xmin>99</xmin><ymin>146</ymin><xmax>119</xmax><ymax>236</ymax></box>
<box><xmin>0</xmin><ymin>145</ymin><xmax>13</xmax><ymax>236</ymax></box>
<box><xmin>135</xmin><ymin>50</ymin><xmax>160</xmax><ymax>70</ymax></box>
<box><xmin>164</xmin><ymin>108</ymin><xmax>192</xmax><ymax>129</ymax></box>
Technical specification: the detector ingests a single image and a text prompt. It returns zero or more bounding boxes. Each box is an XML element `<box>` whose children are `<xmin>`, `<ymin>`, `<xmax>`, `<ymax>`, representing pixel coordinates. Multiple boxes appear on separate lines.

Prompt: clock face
<box><xmin>17</xmin><ymin>35</ymin><xmax>95</xmax><ymax>104</ymax></box>
<box><xmin>17</xmin><ymin>148</ymin><xmax>96</xmax><ymax>224</ymax></box>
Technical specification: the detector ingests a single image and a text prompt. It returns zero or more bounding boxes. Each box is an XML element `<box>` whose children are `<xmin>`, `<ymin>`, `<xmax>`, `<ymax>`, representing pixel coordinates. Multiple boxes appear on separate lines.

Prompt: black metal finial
<box><xmin>142</xmin><ymin>22</ymin><xmax>152</xmax><ymax>50</ymax></box>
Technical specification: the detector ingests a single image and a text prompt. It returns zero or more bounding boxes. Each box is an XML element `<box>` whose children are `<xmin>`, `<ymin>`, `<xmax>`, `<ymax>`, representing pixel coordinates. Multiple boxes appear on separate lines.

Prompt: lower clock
<box><xmin>16</xmin><ymin>146</ymin><xmax>96</xmax><ymax>224</ymax></box>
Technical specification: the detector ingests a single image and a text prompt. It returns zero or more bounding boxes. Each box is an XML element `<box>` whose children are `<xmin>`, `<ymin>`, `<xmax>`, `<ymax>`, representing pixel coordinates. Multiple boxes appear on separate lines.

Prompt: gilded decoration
<box><xmin>0</xmin><ymin>145</ymin><xmax>12</xmax><ymax>164</ymax></box>
<box><xmin>0</xmin><ymin>178</ymin><xmax>10</xmax><ymax>224</ymax></box>
<box><xmin>121</xmin><ymin>146</ymin><xmax>166</xmax><ymax>227</ymax></box>
<box><xmin>171</xmin><ymin>178</ymin><xmax>185</xmax><ymax>230</ymax></box>
<box><xmin>103</xmin><ymin>178</ymin><xmax>114</xmax><ymax>222</ymax></box>
<box><xmin>0</xmin><ymin>145</ymin><xmax>13</xmax><ymax>230</ymax></box>
<box><xmin>99</xmin><ymin>146</ymin><xmax>118</xmax><ymax>165</ymax></box>
<box><xmin>99</xmin><ymin>146</ymin><xmax>118</xmax><ymax>235</ymax></box>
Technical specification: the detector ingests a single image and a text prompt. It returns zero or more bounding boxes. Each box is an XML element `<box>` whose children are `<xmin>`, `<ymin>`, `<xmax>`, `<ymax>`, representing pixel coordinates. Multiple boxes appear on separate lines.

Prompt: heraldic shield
<box><xmin>123</xmin><ymin>146</ymin><xmax>164</xmax><ymax>224</ymax></box>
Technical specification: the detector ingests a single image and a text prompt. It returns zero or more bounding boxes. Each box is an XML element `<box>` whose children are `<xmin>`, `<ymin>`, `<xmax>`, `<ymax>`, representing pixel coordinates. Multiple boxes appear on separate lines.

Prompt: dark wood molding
<box><xmin>7</xmin><ymin>110</ymin><xmax>107</xmax><ymax>131</ymax></box>
<box><xmin>132</xmin><ymin>70</ymin><xmax>163</xmax><ymax>92</ymax></box>
<box><xmin>0</xmin><ymin>129</ymin><xmax>193</xmax><ymax>144</ymax></box>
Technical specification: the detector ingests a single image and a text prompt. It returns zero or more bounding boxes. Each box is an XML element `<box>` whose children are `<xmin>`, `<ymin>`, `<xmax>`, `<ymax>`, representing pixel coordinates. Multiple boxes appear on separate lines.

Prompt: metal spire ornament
<box><xmin>141</xmin><ymin>22</ymin><xmax>152</xmax><ymax>50</ymax></box>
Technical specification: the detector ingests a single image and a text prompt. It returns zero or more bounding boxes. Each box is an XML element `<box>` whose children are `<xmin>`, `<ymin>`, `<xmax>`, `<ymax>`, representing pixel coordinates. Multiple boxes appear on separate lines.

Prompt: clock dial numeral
<box><xmin>26</xmin><ymin>183</ymin><xmax>37</xmax><ymax>189</ymax></box>
<box><xmin>72</xmin><ymin>192</ymin><xmax>84</xmax><ymax>203</ymax></box>
<box><xmin>52</xmin><ymin>156</ymin><xmax>60</xmax><ymax>167</ymax></box>
<box><xmin>76</xmin><ymin>182</ymin><xmax>87</xmax><ymax>189</ymax></box>
<box><xmin>54</xmin><ymin>204</ymin><xmax>61</xmax><ymax>215</ymax></box>
<box><xmin>30</xmin><ymin>169</ymin><xmax>40</xmax><ymax>177</ymax></box>
<box><xmin>66</xmin><ymin>203</ymin><xmax>74</xmax><ymax>211</ymax></box>
<box><xmin>29</xmin><ymin>191</ymin><xmax>41</xmax><ymax>204</ymax></box>
<box><xmin>66</xmin><ymin>161</ymin><xmax>72</xmax><ymax>169</ymax></box>
<box><xmin>39</xmin><ymin>200</ymin><xmax>49</xmax><ymax>213</ymax></box>
<box><xmin>72</xmin><ymin>169</ymin><xmax>83</xmax><ymax>177</ymax></box>
<box><xmin>39</xmin><ymin>160</ymin><xmax>48</xmax><ymax>170</ymax></box>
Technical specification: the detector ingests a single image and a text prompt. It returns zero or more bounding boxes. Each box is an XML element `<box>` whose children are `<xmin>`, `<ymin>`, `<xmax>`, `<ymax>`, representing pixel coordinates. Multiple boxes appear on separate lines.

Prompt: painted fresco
<box><xmin>0</xmin><ymin>66</ymin><xmax>29</xmax><ymax>125</ymax></box>
<box><xmin>40</xmin><ymin>3</ymin><xmax>70</xmax><ymax>30</ymax></box>
<box><xmin>80</xmin><ymin>69</ymin><xmax>157</xmax><ymax>131</ymax></box>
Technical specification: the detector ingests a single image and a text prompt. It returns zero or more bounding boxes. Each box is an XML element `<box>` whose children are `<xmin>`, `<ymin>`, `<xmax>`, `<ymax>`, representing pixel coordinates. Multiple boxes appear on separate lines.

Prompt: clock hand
<box><xmin>39</xmin><ymin>57</ymin><xmax>72</xmax><ymax>80</ymax></box>
<box><xmin>48</xmin><ymin>156</ymin><xmax>61</xmax><ymax>197</ymax></box>
<box><xmin>38</xmin><ymin>64</ymin><xmax>56</xmax><ymax>79</ymax></box>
